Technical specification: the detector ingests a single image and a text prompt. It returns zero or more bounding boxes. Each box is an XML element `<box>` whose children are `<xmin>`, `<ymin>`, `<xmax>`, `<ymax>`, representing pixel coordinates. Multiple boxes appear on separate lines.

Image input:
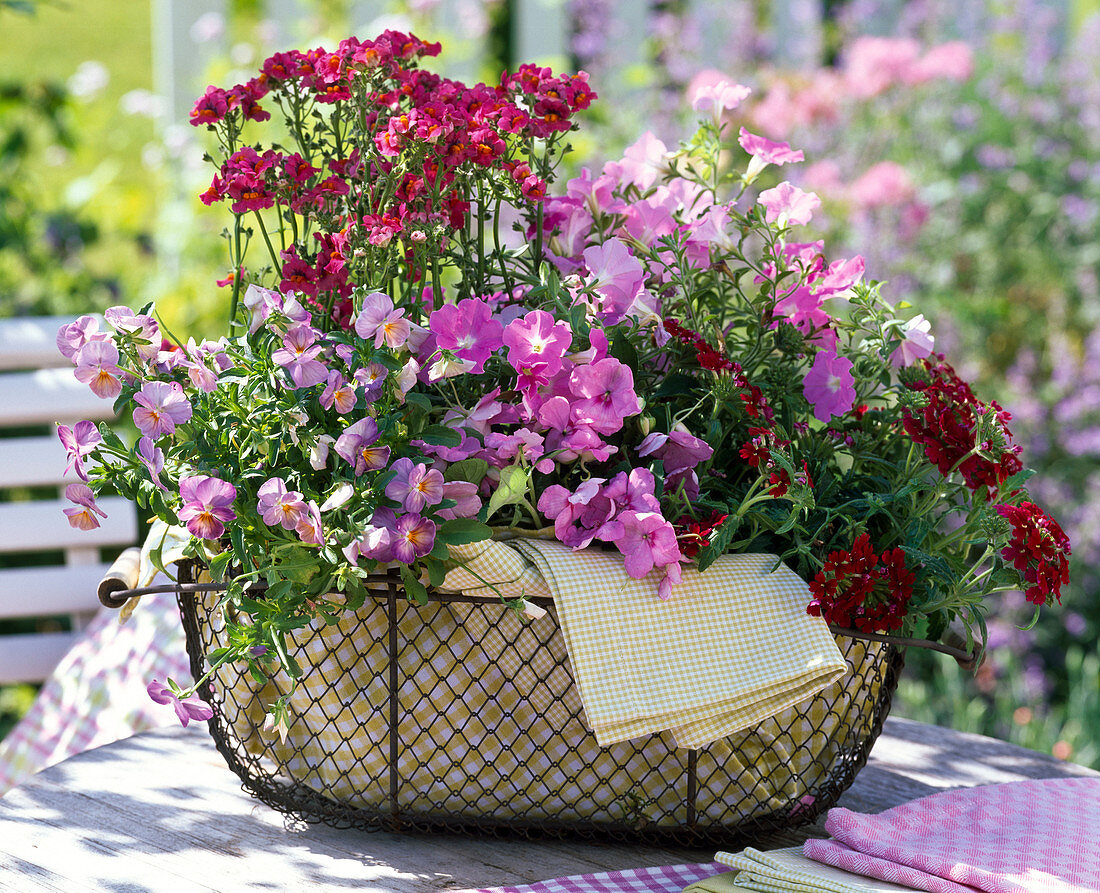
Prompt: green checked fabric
<box><xmin>692</xmin><ymin>848</ymin><xmax>918</xmax><ymax>893</ymax></box>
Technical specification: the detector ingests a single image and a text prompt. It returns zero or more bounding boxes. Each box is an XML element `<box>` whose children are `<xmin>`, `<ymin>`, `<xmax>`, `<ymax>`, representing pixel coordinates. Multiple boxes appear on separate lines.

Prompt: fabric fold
<box><xmin>497</xmin><ymin>538</ymin><xmax>847</xmax><ymax>748</ymax></box>
<box><xmin>708</xmin><ymin>847</ymin><xmax>921</xmax><ymax>893</ymax></box>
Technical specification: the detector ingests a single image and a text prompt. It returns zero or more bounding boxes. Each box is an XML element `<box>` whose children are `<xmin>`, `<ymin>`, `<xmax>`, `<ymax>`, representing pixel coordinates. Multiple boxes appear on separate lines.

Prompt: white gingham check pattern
<box><xmin>508</xmin><ymin>539</ymin><xmax>846</xmax><ymax>748</ymax></box>
<box><xmin>0</xmin><ymin>595</ymin><xmax>191</xmax><ymax>795</ymax></box>
<box><xmin>704</xmin><ymin>848</ymin><xmax>920</xmax><ymax>893</ymax></box>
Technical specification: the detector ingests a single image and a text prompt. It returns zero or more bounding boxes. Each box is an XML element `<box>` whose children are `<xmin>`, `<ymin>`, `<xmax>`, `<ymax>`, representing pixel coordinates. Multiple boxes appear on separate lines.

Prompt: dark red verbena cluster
<box><xmin>901</xmin><ymin>356</ymin><xmax>1023</xmax><ymax>494</ymax></box>
<box><xmin>995</xmin><ymin>501</ymin><xmax>1071</xmax><ymax>606</ymax></box>
<box><xmin>672</xmin><ymin>509</ymin><xmax>729</xmax><ymax>559</ymax></box>
<box><xmin>663</xmin><ymin>318</ymin><xmax>774</xmax><ymax>422</ymax></box>
<box><xmin>807</xmin><ymin>533</ymin><xmax>916</xmax><ymax>633</ymax></box>
<box><xmin>191</xmin><ymin>30</ymin><xmax>594</xmax><ymax>326</ymax></box>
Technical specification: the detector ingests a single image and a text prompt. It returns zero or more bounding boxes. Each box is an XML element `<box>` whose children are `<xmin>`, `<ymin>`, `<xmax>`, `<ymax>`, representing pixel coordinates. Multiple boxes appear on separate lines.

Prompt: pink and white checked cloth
<box><xmin>804</xmin><ymin>777</ymin><xmax>1100</xmax><ymax>893</ymax></box>
<box><xmin>454</xmin><ymin>862</ymin><xmax>726</xmax><ymax>893</ymax></box>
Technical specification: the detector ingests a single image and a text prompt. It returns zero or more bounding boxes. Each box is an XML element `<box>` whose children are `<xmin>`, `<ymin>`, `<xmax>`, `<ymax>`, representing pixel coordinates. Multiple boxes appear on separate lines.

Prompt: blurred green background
<box><xmin>2</xmin><ymin>0</ymin><xmax>1098</xmax><ymax>766</ymax></box>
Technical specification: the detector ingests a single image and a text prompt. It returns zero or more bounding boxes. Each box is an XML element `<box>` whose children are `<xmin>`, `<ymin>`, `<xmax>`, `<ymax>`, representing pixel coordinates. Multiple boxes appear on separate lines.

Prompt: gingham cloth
<box><xmin>696</xmin><ymin>848</ymin><xmax>919</xmax><ymax>892</ymax></box>
<box><xmin>211</xmin><ymin>538</ymin><xmax>867</xmax><ymax>827</ymax></box>
<box><xmin>453</xmin><ymin>861</ymin><xmax>726</xmax><ymax>893</ymax></box>
<box><xmin>0</xmin><ymin>594</ymin><xmax>190</xmax><ymax>795</ymax></box>
<box><xmin>803</xmin><ymin>778</ymin><xmax>1100</xmax><ymax>893</ymax></box>
<box><xmin>507</xmin><ymin>539</ymin><xmax>847</xmax><ymax>748</ymax></box>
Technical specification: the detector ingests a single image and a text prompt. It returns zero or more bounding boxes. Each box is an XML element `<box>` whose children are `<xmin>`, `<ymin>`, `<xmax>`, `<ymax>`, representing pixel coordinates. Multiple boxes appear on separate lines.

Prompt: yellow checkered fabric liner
<box><xmin>685</xmin><ymin>847</ymin><xmax>918</xmax><ymax>893</ymax></box>
<box><xmin>197</xmin><ymin>543</ymin><xmax>888</xmax><ymax>827</ymax></box>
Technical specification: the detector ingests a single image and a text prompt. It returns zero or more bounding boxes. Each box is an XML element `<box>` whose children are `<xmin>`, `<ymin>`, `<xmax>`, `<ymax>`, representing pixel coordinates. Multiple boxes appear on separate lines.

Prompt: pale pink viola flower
<box><xmin>257</xmin><ymin>477</ymin><xmax>307</xmax><ymax>530</ymax></box>
<box><xmin>334</xmin><ymin>418</ymin><xmax>389</xmax><ymax>475</ymax></box>
<box><xmin>295</xmin><ymin>500</ymin><xmax>325</xmax><ymax>545</ymax></box>
<box><xmin>178</xmin><ymin>474</ymin><xmax>237</xmax><ymax>540</ymax></box>
<box><xmin>390</xmin><ymin>514</ymin><xmax>436</xmax><ymax>563</ymax></box>
<box><xmin>132</xmin><ymin>381</ymin><xmax>193</xmax><ymax>439</ymax></box>
<box><xmin>738</xmin><ymin>128</ymin><xmax>805</xmax><ymax>182</ymax></box>
<box><xmin>146</xmin><ymin>679</ymin><xmax>214</xmax><ymax>727</ymax></box>
<box><xmin>320</xmin><ymin>371</ymin><xmax>358</xmax><ymax>414</ymax></box>
<box><xmin>436</xmin><ymin>480</ymin><xmax>482</xmax><ymax>520</ymax></box>
<box><xmin>503</xmin><ymin>310</ymin><xmax>573</xmax><ymax>377</ymax></box>
<box><xmin>243</xmin><ymin>283</ymin><xmax>284</xmax><ymax>333</ymax></box>
<box><xmin>309</xmin><ymin>434</ymin><xmax>334</xmax><ymax>471</ymax></box>
<box><xmin>63</xmin><ymin>482</ymin><xmax>107</xmax><ymax>530</ymax></box>
<box><xmin>319</xmin><ymin>482</ymin><xmax>354</xmax><ymax>513</ymax></box>
<box><xmin>137</xmin><ymin>437</ymin><xmax>168</xmax><ymax>490</ymax></box>
<box><xmin>57</xmin><ymin>420</ymin><xmax>102</xmax><ymax>481</ymax></box>
<box><xmin>569</xmin><ymin>357</ymin><xmax>641</xmax><ymax>435</ymax></box>
<box><xmin>582</xmin><ymin>238</ymin><xmax>645</xmax><ymax>325</ymax></box>
<box><xmin>616</xmin><ymin>511</ymin><xmax>681</xmax><ymax>579</ymax></box>
<box><xmin>353</xmin><ymin>363</ymin><xmax>389</xmax><ymax>403</ymax></box>
<box><xmin>385</xmin><ymin>457</ymin><xmax>444</xmax><ymax>514</ymax></box>
<box><xmin>688</xmin><ymin>71</ymin><xmax>752</xmax><ymax>121</ymax></box>
<box><xmin>803</xmin><ymin>350</ymin><xmax>856</xmax><ymax>422</ymax></box>
<box><xmin>395</xmin><ymin>358</ymin><xmax>420</xmax><ymax>400</ymax></box>
<box><xmin>354</xmin><ymin>291</ymin><xmax>409</xmax><ymax>349</ymax></box>
<box><xmin>73</xmin><ymin>340</ymin><xmax>124</xmax><ymax>399</ymax></box>
<box><xmin>105</xmin><ymin>306</ymin><xmax>161</xmax><ymax>361</ymax></box>
<box><xmin>891</xmin><ymin>314</ymin><xmax>935</xmax><ymax>368</ymax></box>
<box><xmin>56</xmin><ymin>315</ymin><xmax>107</xmax><ymax>361</ymax></box>
<box><xmin>759</xmin><ymin>182</ymin><xmax>821</xmax><ymax>228</ymax></box>
<box><xmin>272</xmin><ymin>325</ymin><xmax>328</xmax><ymax>389</ymax></box>
<box><xmin>428</xmin><ymin>298</ymin><xmax>504</xmax><ymax>375</ymax></box>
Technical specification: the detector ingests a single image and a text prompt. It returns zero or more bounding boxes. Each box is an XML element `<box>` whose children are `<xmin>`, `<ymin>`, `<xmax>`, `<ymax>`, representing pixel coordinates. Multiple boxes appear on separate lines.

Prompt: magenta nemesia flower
<box><xmin>390</xmin><ymin>513</ymin><xmax>436</xmax><ymax>563</ymax></box>
<box><xmin>272</xmin><ymin>324</ymin><xmax>328</xmax><ymax>388</ymax></box>
<box><xmin>73</xmin><ymin>340</ymin><xmax>124</xmax><ymax>399</ymax></box>
<box><xmin>334</xmin><ymin>417</ymin><xmax>389</xmax><ymax>475</ymax></box>
<box><xmin>759</xmin><ymin>182</ymin><xmax>821</xmax><ymax>227</ymax></box>
<box><xmin>803</xmin><ymin>350</ymin><xmax>857</xmax><ymax>422</ymax></box>
<box><xmin>63</xmin><ymin>482</ymin><xmax>107</xmax><ymax>531</ymax></box>
<box><xmin>146</xmin><ymin>679</ymin><xmax>214</xmax><ymax>728</ymax></box>
<box><xmin>429</xmin><ymin>298</ymin><xmax>503</xmax><ymax>374</ymax></box>
<box><xmin>57</xmin><ymin>420</ymin><xmax>102</xmax><ymax>481</ymax></box>
<box><xmin>178</xmin><ymin>474</ymin><xmax>237</xmax><ymax>540</ymax></box>
<box><xmin>385</xmin><ymin>457</ymin><xmax>444</xmax><ymax>513</ymax></box>
<box><xmin>257</xmin><ymin>477</ymin><xmax>307</xmax><ymax>530</ymax></box>
<box><xmin>354</xmin><ymin>291</ymin><xmax>410</xmax><ymax>349</ymax></box>
<box><xmin>132</xmin><ymin>381</ymin><xmax>193</xmax><ymax>439</ymax></box>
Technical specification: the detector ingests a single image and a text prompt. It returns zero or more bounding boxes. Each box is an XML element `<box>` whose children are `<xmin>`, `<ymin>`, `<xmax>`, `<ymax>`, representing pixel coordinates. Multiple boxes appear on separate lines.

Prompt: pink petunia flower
<box><xmin>637</xmin><ymin>429</ymin><xmax>714</xmax><ymax>475</ymax></box>
<box><xmin>582</xmin><ymin>239</ymin><xmax>645</xmax><ymax>325</ymax></box>
<box><xmin>272</xmin><ymin>324</ymin><xmax>328</xmax><ymax>389</ymax></box>
<box><xmin>759</xmin><ymin>182</ymin><xmax>821</xmax><ymax>227</ymax></box>
<box><xmin>57</xmin><ymin>420</ymin><xmax>102</xmax><ymax>481</ymax></box>
<box><xmin>146</xmin><ymin>679</ymin><xmax>214</xmax><ymax>728</ymax></box>
<box><xmin>569</xmin><ymin>357</ymin><xmax>641</xmax><ymax>435</ymax></box>
<box><xmin>178</xmin><ymin>474</ymin><xmax>237</xmax><ymax>540</ymax></box>
<box><xmin>132</xmin><ymin>381</ymin><xmax>193</xmax><ymax>439</ymax></box>
<box><xmin>502</xmin><ymin>309</ymin><xmax>573</xmax><ymax>377</ymax></box>
<box><xmin>738</xmin><ymin>128</ymin><xmax>805</xmax><ymax>181</ymax></box>
<box><xmin>803</xmin><ymin>350</ymin><xmax>857</xmax><ymax>422</ymax></box>
<box><xmin>429</xmin><ymin>298</ymin><xmax>504</xmax><ymax>375</ymax></box>
<box><xmin>436</xmin><ymin>480</ymin><xmax>482</xmax><ymax>520</ymax></box>
<box><xmin>385</xmin><ymin>457</ymin><xmax>444</xmax><ymax>514</ymax></box>
<box><xmin>73</xmin><ymin>340</ymin><xmax>124</xmax><ymax>399</ymax></box>
<box><xmin>891</xmin><ymin>314</ymin><xmax>935</xmax><ymax>368</ymax></box>
<box><xmin>63</xmin><ymin>482</ymin><xmax>107</xmax><ymax>531</ymax></box>
<box><xmin>688</xmin><ymin>72</ymin><xmax>752</xmax><ymax>119</ymax></box>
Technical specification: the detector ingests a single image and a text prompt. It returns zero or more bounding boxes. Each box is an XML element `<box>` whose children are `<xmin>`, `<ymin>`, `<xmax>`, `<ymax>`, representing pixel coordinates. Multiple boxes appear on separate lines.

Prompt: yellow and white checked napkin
<box><xmin>681</xmin><ymin>847</ymin><xmax>918</xmax><ymax>893</ymax></box>
<box><xmin>443</xmin><ymin>538</ymin><xmax>846</xmax><ymax>749</ymax></box>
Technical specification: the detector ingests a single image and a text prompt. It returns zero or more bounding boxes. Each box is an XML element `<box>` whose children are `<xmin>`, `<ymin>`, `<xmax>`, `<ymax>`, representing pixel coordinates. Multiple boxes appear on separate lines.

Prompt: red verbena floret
<box><xmin>901</xmin><ymin>356</ymin><xmax>1023</xmax><ymax>495</ymax></box>
<box><xmin>995</xmin><ymin>501</ymin><xmax>1071</xmax><ymax>606</ymax></box>
<box><xmin>673</xmin><ymin>510</ymin><xmax>729</xmax><ymax>559</ymax></box>
<box><xmin>807</xmin><ymin>533</ymin><xmax>915</xmax><ymax>633</ymax></box>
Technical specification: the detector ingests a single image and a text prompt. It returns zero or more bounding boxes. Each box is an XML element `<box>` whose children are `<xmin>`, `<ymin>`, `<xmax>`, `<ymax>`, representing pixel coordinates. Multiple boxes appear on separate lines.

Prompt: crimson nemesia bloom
<box><xmin>57</xmin><ymin>420</ymin><xmax>102</xmax><ymax>481</ymax></box>
<box><xmin>385</xmin><ymin>457</ymin><xmax>444</xmax><ymax>513</ymax></box>
<box><xmin>73</xmin><ymin>340</ymin><xmax>124</xmax><ymax>399</ymax></box>
<box><xmin>803</xmin><ymin>350</ymin><xmax>856</xmax><ymax>422</ymax></box>
<box><xmin>146</xmin><ymin>679</ymin><xmax>214</xmax><ymax>727</ymax></box>
<box><xmin>63</xmin><ymin>482</ymin><xmax>107</xmax><ymax>531</ymax></box>
<box><xmin>272</xmin><ymin>324</ymin><xmax>328</xmax><ymax>388</ymax></box>
<box><xmin>132</xmin><ymin>381</ymin><xmax>193</xmax><ymax>439</ymax></box>
<box><xmin>178</xmin><ymin>475</ymin><xmax>237</xmax><ymax>540</ymax></box>
<box><xmin>995</xmin><ymin>502</ymin><xmax>1071</xmax><ymax>606</ymax></box>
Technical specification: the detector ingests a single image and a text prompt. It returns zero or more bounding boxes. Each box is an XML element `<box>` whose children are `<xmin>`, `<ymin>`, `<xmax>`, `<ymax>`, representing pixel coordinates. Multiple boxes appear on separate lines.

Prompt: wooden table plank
<box><xmin>0</xmin><ymin>717</ymin><xmax>1096</xmax><ymax>892</ymax></box>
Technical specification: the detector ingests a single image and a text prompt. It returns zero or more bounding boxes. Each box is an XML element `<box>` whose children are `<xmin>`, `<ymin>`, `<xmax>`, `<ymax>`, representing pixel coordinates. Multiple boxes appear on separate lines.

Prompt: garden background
<box><xmin>2</xmin><ymin>0</ymin><xmax>1098</xmax><ymax>768</ymax></box>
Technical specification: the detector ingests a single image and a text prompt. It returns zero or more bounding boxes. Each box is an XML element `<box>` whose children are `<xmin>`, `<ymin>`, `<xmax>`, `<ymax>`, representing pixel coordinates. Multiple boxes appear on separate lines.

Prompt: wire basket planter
<box><xmin>100</xmin><ymin>558</ymin><xmax>978</xmax><ymax>846</ymax></box>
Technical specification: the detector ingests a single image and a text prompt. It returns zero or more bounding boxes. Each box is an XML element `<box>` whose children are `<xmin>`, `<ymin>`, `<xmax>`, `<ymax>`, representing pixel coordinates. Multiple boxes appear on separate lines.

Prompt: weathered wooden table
<box><xmin>1</xmin><ymin>716</ymin><xmax>1096</xmax><ymax>892</ymax></box>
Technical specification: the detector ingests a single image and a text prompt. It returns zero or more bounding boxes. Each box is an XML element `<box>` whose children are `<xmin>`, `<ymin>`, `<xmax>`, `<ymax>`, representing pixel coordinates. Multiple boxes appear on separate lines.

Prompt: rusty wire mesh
<box><xmin>176</xmin><ymin>559</ymin><xmax>904</xmax><ymax>845</ymax></box>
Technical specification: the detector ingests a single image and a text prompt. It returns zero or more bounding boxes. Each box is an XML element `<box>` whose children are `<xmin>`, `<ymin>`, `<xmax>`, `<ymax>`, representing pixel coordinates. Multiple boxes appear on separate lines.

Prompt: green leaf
<box><xmin>399</xmin><ymin>565</ymin><xmax>429</xmax><ymax>606</ymax></box>
<box><xmin>444</xmin><ymin>457</ymin><xmax>490</xmax><ymax>485</ymax></box>
<box><xmin>404</xmin><ymin>392</ymin><xmax>433</xmax><ymax>412</ymax></box>
<box><xmin>653</xmin><ymin>372</ymin><xmax>698</xmax><ymax>400</ymax></box>
<box><xmin>696</xmin><ymin>514</ymin><xmax>743</xmax><ymax>573</ymax></box>
<box><xmin>486</xmin><ymin>464</ymin><xmax>530</xmax><ymax>520</ymax></box>
<box><xmin>437</xmin><ymin>518</ymin><xmax>493</xmax><ymax>546</ymax></box>
<box><xmin>419</xmin><ymin>425</ymin><xmax>462</xmax><ymax>447</ymax></box>
<box><xmin>424</xmin><ymin>557</ymin><xmax>448</xmax><ymax>588</ymax></box>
